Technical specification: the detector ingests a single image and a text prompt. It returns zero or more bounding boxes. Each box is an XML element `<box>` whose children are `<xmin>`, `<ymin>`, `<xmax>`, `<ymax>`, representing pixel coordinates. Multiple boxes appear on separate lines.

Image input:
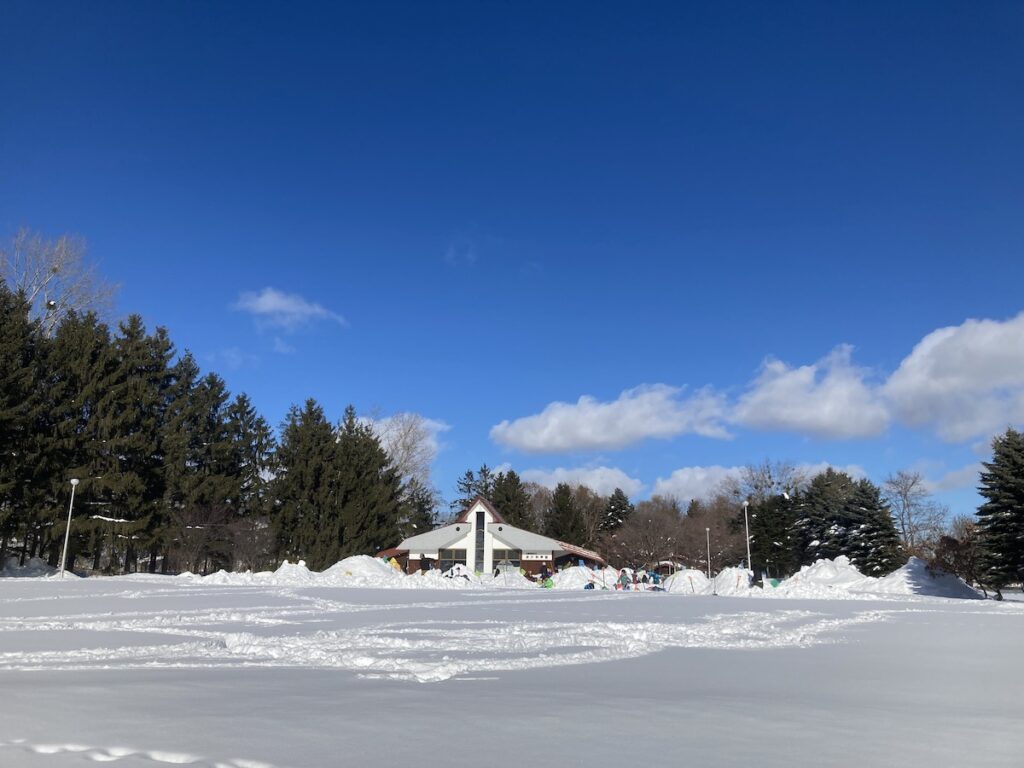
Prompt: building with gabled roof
<box><xmin>387</xmin><ymin>496</ymin><xmax>605</xmax><ymax>576</ymax></box>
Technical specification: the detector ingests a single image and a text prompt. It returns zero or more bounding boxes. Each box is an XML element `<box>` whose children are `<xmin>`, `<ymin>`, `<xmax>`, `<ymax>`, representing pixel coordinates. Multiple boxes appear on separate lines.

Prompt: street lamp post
<box><xmin>59</xmin><ymin>478</ymin><xmax>79</xmax><ymax>579</ymax></box>
<box><xmin>743</xmin><ymin>500</ymin><xmax>752</xmax><ymax>577</ymax></box>
<box><xmin>705</xmin><ymin>527</ymin><xmax>711</xmax><ymax>579</ymax></box>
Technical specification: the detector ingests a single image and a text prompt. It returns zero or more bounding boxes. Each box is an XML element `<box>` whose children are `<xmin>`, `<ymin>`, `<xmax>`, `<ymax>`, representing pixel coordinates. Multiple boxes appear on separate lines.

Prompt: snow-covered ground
<box><xmin>1</xmin><ymin>563</ymin><xmax>1022</xmax><ymax>767</ymax></box>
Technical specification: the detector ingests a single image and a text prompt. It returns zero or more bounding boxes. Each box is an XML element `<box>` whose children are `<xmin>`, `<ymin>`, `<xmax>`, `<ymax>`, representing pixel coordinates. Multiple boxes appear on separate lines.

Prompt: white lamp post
<box><xmin>743</xmin><ymin>500</ymin><xmax>752</xmax><ymax>576</ymax></box>
<box><xmin>705</xmin><ymin>526</ymin><xmax>711</xmax><ymax>579</ymax></box>
<box><xmin>59</xmin><ymin>478</ymin><xmax>79</xmax><ymax>579</ymax></box>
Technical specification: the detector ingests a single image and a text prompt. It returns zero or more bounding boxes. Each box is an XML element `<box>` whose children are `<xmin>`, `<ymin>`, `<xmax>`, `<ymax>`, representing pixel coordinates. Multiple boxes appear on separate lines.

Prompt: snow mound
<box><xmin>663</xmin><ymin>569</ymin><xmax>711</xmax><ymax>594</ymax></box>
<box><xmin>764</xmin><ymin>556</ymin><xmax>984</xmax><ymax>600</ymax></box>
<box><xmin>550</xmin><ymin>566</ymin><xmax>618</xmax><ymax>590</ymax></box>
<box><xmin>1</xmin><ymin>556</ymin><xmax>75</xmax><ymax>578</ymax></box>
<box><xmin>862</xmin><ymin>557</ymin><xmax>983</xmax><ymax>599</ymax></box>
<box><xmin>662</xmin><ymin>568</ymin><xmax>754</xmax><ymax>596</ymax></box>
<box><xmin>768</xmin><ymin>555</ymin><xmax>870</xmax><ymax>598</ymax></box>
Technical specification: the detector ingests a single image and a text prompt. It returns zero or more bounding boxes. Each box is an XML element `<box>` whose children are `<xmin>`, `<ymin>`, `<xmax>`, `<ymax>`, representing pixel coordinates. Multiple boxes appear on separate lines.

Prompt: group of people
<box><xmin>615</xmin><ymin>569</ymin><xmax>663</xmax><ymax>591</ymax></box>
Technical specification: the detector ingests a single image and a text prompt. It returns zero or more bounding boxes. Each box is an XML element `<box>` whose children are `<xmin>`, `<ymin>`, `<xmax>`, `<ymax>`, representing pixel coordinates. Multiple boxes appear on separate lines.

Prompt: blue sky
<box><xmin>2</xmin><ymin>1</ymin><xmax>1023</xmax><ymax>514</ymax></box>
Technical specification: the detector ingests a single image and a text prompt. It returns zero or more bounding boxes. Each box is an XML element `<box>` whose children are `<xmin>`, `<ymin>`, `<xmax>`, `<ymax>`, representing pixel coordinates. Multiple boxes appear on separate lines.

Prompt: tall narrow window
<box><xmin>475</xmin><ymin>510</ymin><xmax>485</xmax><ymax>572</ymax></box>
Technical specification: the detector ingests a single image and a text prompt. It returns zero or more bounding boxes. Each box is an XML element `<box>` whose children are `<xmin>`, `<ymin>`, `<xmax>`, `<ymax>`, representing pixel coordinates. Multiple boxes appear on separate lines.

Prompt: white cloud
<box><xmin>733</xmin><ymin>345</ymin><xmax>889</xmax><ymax>439</ymax></box>
<box><xmin>272</xmin><ymin>336</ymin><xmax>296</xmax><ymax>354</ymax></box>
<box><xmin>652</xmin><ymin>465</ymin><xmax>743</xmax><ymax>503</ymax></box>
<box><xmin>652</xmin><ymin>462</ymin><xmax>867</xmax><ymax>504</ymax></box>
<box><xmin>520</xmin><ymin>466</ymin><xmax>645</xmax><ymax>497</ymax></box>
<box><xmin>927</xmin><ymin>463</ymin><xmax>983</xmax><ymax>493</ymax></box>
<box><xmin>207</xmin><ymin>347</ymin><xmax>258</xmax><ymax>370</ymax></box>
<box><xmin>883</xmin><ymin>312</ymin><xmax>1024</xmax><ymax>442</ymax></box>
<box><xmin>490</xmin><ymin>385</ymin><xmax>729</xmax><ymax>454</ymax></box>
<box><xmin>234</xmin><ymin>287</ymin><xmax>347</xmax><ymax>331</ymax></box>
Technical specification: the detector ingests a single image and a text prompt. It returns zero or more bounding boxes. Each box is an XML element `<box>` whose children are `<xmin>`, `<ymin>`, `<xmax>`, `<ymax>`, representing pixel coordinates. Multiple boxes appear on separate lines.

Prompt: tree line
<box><xmin>3</xmin><ymin>230</ymin><xmax>1022</xmax><ymax>590</ymax></box>
<box><xmin>0</xmin><ymin>277</ymin><xmax>428</xmax><ymax>574</ymax></box>
<box><xmin>452</xmin><ymin>445</ymin><xmax>1024</xmax><ymax>593</ymax></box>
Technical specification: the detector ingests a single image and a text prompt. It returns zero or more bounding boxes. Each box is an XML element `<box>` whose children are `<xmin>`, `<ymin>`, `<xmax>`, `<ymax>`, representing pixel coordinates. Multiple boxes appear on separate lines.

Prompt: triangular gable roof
<box><xmin>454</xmin><ymin>495</ymin><xmax>506</xmax><ymax>525</ymax></box>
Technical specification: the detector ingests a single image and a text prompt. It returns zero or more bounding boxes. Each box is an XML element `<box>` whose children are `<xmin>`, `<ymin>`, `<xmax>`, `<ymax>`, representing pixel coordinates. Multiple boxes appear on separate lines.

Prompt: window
<box><xmin>475</xmin><ymin>511</ymin><xmax>485</xmax><ymax>572</ymax></box>
<box><xmin>439</xmin><ymin>549</ymin><xmax>466</xmax><ymax>572</ymax></box>
<box><xmin>491</xmin><ymin>549</ymin><xmax>522</xmax><ymax>567</ymax></box>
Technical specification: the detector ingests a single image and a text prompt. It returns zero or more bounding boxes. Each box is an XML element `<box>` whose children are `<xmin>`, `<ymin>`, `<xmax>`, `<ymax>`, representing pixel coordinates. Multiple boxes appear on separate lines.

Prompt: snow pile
<box><xmin>551</xmin><ymin>566</ymin><xmax>618</xmax><ymax>590</ymax></box>
<box><xmin>713</xmin><ymin>567</ymin><xmax>756</xmax><ymax>596</ymax></box>
<box><xmin>767</xmin><ymin>556</ymin><xmax>871</xmax><ymax>599</ymax></box>
<box><xmin>0</xmin><ymin>556</ymin><xmax>72</xmax><ymax>578</ymax></box>
<box><xmin>662</xmin><ymin>568</ymin><xmax>754</xmax><ymax>596</ymax></box>
<box><xmin>663</xmin><ymin>569</ymin><xmax>711</xmax><ymax>595</ymax></box>
<box><xmin>765</xmin><ymin>556</ymin><xmax>983</xmax><ymax>600</ymax></box>
<box><xmin>866</xmin><ymin>557</ymin><xmax>983</xmax><ymax>599</ymax></box>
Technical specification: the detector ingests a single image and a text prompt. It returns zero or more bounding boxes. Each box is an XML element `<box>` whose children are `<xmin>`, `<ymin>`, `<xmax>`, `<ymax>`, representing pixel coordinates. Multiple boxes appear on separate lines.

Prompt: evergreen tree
<box><xmin>225</xmin><ymin>393</ymin><xmax>276</xmax><ymax>519</ymax></box>
<box><xmin>791</xmin><ymin>469</ymin><xmax>858</xmax><ymax>564</ymax></box>
<box><xmin>491</xmin><ymin>470</ymin><xmax>534</xmax><ymax>529</ymax></box>
<box><xmin>44</xmin><ymin>310</ymin><xmax>113</xmax><ymax>570</ymax></box>
<box><xmin>334</xmin><ymin>405</ymin><xmax>403</xmax><ymax>562</ymax></box>
<box><xmin>397</xmin><ymin>477</ymin><xmax>437</xmax><ymax>539</ymax></box>
<box><xmin>600</xmin><ymin>488</ymin><xmax>635</xmax><ymax>532</ymax></box>
<box><xmin>544</xmin><ymin>482</ymin><xmax>585</xmax><ymax>545</ymax></box>
<box><xmin>0</xmin><ymin>283</ymin><xmax>44</xmax><ymax>564</ymax></box>
<box><xmin>450</xmin><ymin>464</ymin><xmax>497</xmax><ymax>513</ymax></box>
<box><xmin>161</xmin><ymin>369</ymin><xmax>237</xmax><ymax>572</ymax></box>
<box><xmin>842</xmin><ymin>480</ymin><xmax>903</xmax><ymax>575</ymax></box>
<box><xmin>89</xmin><ymin>316</ymin><xmax>174</xmax><ymax>572</ymax></box>
<box><xmin>976</xmin><ymin>428</ymin><xmax>1024</xmax><ymax>595</ymax></box>
<box><xmin>745</xmin><ymin>493</ymin><xmax>799</xmax><ymax>578</ymax></box>
<box><xmin>271</xmin><ymin>399</ymin><xmax>338</xmax><ymax>567</ymax></box>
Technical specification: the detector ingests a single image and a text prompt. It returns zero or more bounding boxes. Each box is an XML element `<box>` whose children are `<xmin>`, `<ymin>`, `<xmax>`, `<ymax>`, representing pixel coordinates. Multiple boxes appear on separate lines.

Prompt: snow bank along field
<box><xmin>1</xmin><ymin>557</ymin><xmax>1022</xmax><ymax>767</ymax></box>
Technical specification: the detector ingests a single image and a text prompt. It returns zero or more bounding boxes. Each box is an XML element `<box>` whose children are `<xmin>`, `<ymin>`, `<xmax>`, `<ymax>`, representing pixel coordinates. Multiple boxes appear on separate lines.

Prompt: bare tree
<box><xmin>524</xmin><ymin>482</ymin><xmax>552</xmax><ymax>532</ymax></box>
<box><xmin>931</xmin><ymin>515</ymin><xmax>982</xmax><ymax>589</ymax></box>
<box><xmin>721</xmin><ymin>460</ymin><xmax>809</xmax><ymax>504</ymax></box>
<box><xmin>603</xmin><ymin>496</ymin><xmax>684</xmax><ymax>568</ymax></box>
<box><xmin>1</xmin><ymin>228</ymin><xmax>118</xmax><ymax>334</ymax></box>
<box><xmin>883</xmin><ymin>470</ymin><xmax>946</xmax><ymax>556</ymax></box>
<box><xmin>677</xmin><ymin>494</ymin><xmax>746</xmax><ymax>572</ymax></box>
<box><xmin>371</xmin><ymin>411</ymin><xmax>440</xmax><ymax>487</ymax></box>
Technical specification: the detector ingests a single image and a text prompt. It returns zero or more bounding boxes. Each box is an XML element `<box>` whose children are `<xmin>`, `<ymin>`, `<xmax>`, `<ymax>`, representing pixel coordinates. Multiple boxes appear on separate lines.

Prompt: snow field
<box><xmin>1</xmin><ymin>574</ymin><xmax>1022</xmax><ymax>767</ymax></box>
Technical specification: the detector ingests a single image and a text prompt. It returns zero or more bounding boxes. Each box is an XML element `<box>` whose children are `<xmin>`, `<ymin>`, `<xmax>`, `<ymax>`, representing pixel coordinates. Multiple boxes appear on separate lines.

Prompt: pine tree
<box><xmin>89</xmin><ymin>316</ymin><xmax>174</xmax><ymax>572</ymax></box>
<box><xmin>842</xmin><ymin>480</ymin><xmax>903</xmax><ymax>575</ymax></box>
<box><xmin>450</xmin><ymin>464</ymin><xmax>497</xmax><ymax>513</ymax></box>
<box><xmin>0</xmin><ymin>283</ymin><xmax>44</xmax><ymax>564</ymax></box>
<box><xmin>42</xmin><ymin>310</ymin><xmax>113</xmax><ymax>569</ymax></box>
<box><xmin>271</xmin><ymin>399</ymin><xmax>338</xmax><ymax>567</ymax></box>
<box><xmin>791</xmin><ymin>468</ymin><xmax>857</xmax><ymax>564</ymax></box>
<box><xmin>398</xmin><ymin>478</ymin><xmax>437</xmax><ymax>539</ymax></box>
<box><xmin>491</xmin><ymin>470</ymin><xmax>534</xmax><ymax>529</ymax></box>
<box><xmin>600</xmin><ymin>488</ymin><xmax>635</xmax><ymax>532</ymax></box>
<box><xmin>976</xmin><ymin>428</ymin><xmax>1024</xmax><ymax>595</ymax></box>
<box><xmin>225</xmin><ymin>393</ymin><xmax>276</xmax><ymax>519</ymax></box>
<box><xmin>544</xmin><ymin>482</ymin><xmax>585</xmax><ymax>545</ymax></box>
<box><xmin>746</xmin><ymin>493</ymin><xmax>799</xmax><ymax>578</ymax></box>
<box><xmin>334</xmin><ymin>405</ymin><xmax>403</xmax><ymax>562</ymax></box>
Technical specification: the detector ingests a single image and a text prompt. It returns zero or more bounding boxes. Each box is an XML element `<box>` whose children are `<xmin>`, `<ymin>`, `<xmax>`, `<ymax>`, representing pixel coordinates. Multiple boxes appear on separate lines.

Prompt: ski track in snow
<box><xmin>0</xmin><ymin>579</ymin><xmax>894</xmax><ymax>682</ymax></box>
<box><xmin>0</xmin><ymin>739</ymin><xmax>278</xmax><ymax>767</ymax></box>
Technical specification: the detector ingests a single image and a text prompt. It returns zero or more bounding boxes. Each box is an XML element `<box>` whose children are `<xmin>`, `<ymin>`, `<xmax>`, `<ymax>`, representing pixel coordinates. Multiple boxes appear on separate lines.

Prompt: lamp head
<box><xmin>70</xmin><ymin>478</ymin><xmax>80</xmax><ymax>487</ymax></box>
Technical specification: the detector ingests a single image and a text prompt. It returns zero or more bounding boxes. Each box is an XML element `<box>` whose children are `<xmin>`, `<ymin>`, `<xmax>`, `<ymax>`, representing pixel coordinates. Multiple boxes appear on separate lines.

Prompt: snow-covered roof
<box><xmin>487</xmin><ymin>523</ymin><xmax>562</xmax><ymax>552</ymax></box>
<box><xmin>398</xmin><ymin>523</ymin><xmax>471</xmax><ymax>552</ymax></box>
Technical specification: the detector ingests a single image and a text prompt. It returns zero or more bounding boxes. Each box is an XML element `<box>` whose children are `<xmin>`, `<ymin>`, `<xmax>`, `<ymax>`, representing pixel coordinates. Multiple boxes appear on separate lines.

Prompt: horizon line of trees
<box><xmin>3</xmin><ymin>229</ymin><xmax>1022</xmax><ymax>591</ymax></box>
